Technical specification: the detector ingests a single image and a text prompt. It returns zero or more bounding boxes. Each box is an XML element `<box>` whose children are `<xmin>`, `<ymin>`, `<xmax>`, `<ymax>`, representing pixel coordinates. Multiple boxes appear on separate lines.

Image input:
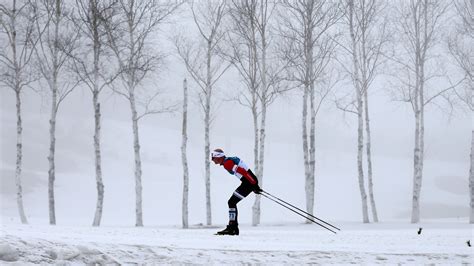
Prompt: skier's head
<box><xmin>211</xmin><ymin>148</ymin><xmax>225</xmax><ymax>165</ymax></box>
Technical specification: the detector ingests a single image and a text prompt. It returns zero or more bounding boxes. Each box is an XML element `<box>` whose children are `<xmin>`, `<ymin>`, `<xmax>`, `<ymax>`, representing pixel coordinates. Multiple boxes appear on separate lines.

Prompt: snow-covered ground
<box><xmin>1</xmin><ymin>220</ymin><xmax>472</xmax><ymax>264</ymax></box>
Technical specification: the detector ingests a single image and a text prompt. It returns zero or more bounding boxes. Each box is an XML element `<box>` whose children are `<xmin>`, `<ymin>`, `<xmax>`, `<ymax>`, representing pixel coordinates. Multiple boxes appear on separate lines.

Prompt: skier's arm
<box><xmin>223</xmin><ymin>160</ymin><xmax>257</xmax><ymax>185</ymax></box>
<box><xmin>236</xmin><ymin>167</ymin><xmax>257</xmax><ymax>185</ymax></box>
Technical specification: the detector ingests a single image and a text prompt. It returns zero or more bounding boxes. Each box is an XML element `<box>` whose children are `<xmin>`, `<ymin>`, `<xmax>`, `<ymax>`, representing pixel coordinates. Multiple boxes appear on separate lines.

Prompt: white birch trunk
<box><xmin>15</xmin><ymin>89</ymin><xmax>28</xmax><ymax>224</ymax></box>
<box><xmin>364</xmin><ymin>92</ymin><xmax>378</xmax><ymax>222</ymax></box>
<box><xmin>10</xmin><ymin>2</ymin><xmax>28</xmax><ymax>223</ymax></box>
<box><xmin>349</xmin><ymin>0</ymin><xmax>369</xmax><ymax>223</ymax></box>
<box><xmin>182</xmin><ymin>78</ymin><xmax>189</xmax><ymax>229</ymax></box>
<box><xmin>412</xmin><ymin>109</ymin><xmax>422</xmax><ymax>223</ymax></box>
<box><xmin>411</xmin><ymin>1</ymin><xmax>429</xmax><ymax>224</ymax></box>
<box><xmin>417</xmin><ymin>3</ymin><xmax>427</xmax><ymax>223</ymax></box>
<box><xmin>48</xmin><ymin>86</ymin><xmax>58</xmax><ymax>225</ymax></box>
<box><xmin>303</xmin><ymin>7</ymin><xmax>313</xmax><ymax>223</ymax></box>
<box><xmin>122</xmin><ymin>3</ymin><xmax>143</xmax><ymax>227</ymax></box>
<box><xmin>250</xmin><ymin>42</ymin><xmax>259</xmax><ymax>187</ymax></box>
<box><xmin>412</xmin><ymin>69</ymin><xmax>426</xmax><ymax>224</ymax></box>
<box><xmin>251</xmin><ymin>102</ymin><xmax>260</xmax><ymax>225</ymax></box>
<box><xmin>252</xmin><ymin>105</ymin><xmax>265</xmax><ymax>226</ymax></box>
<box><xmin>413</xmin><ymin>85</ymin><xmax>426</xmax><ymax>224</ymax></box>
<box><xmin>129</xmin><ymin>93</ymin><xmax>143</xmax><ymax>227</ymax></box>
<box><xmin>359</xmin><ymin>3</ymin><xmax>378</xmax><ymax>222</ymax></box>
<box><xmin>0</xmin><ymin>0</ymin><xmax>45</xmax><ymax>225</ymax></box>
<box><xmin>92</xmin><ymin>90</ymin><xmax>104</xmax><ymax>226</ymax></box>
<box><xmin>470</xmin><ymin>127</ymin><xmax>474</xmax><ymax>223</ymax></box>
<box><xmin>470</xmin><ymin>77</ymin><xmax>474</xmax><ymax>223</ymax></box>
<box><xmin>308</xmin><ymin>78</ymin><xmax>316</xmax><ymax>219</ymax></box>
<box><xmin>204</xmin><ymin>104</ymin><xmax>211</xmax><ymax>226</ymax></box>
<box><xmin>48</xmin><ymin>0</ymin><xmax>61</xmax><ymax>225</ymax></box>
<box><xmin>252</xmin><ymin>18</ymin><xmax>268</xmax><ymax>226</ymax></box>
<box><xmin>411</xmin><ymin>53</ymin><xmax>422</xmax><ymax>223</ymax></box>
<box><xmin>411</xmin><ymin>61</ymin><xmax>422</xmax><ymax>222</ymax></box>
<box><xmin>302</xmin><ymin>86</ymin><xmax>311</xmax><ymax>223</ymax></box>
<box><xmin>251</xmin><ymin>26</ymin><xmax>260</xmax><ymax>225</ymax></box>
<box><xmin>357</xmin><ymin>97</ymin><xmax>369</xmax><ymax>223</ymax></box>
<box><xmin>92</xmin><ymin>5</ymin><xmax>104</xmax><ymax>226</ymax></box>
<box><xmin>205</xmin><ymin>41</ymin><xmax>212</xmax><ymax>226</ymax></box>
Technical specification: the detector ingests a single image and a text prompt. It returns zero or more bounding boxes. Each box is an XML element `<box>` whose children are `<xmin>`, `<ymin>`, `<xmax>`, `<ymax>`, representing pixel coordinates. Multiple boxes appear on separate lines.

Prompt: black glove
<box><xmin>253</xmin><ymin>184</ymin><xmax>262</xmax><ymax>194</ymax></box>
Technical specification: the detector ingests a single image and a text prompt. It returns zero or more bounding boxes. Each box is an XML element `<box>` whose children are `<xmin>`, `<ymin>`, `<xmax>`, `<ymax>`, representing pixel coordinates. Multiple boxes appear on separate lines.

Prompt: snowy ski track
<box><xmin>0</xmin><ymin>221</ymin><xmax>472</xmax><ymax>264</ymax></box>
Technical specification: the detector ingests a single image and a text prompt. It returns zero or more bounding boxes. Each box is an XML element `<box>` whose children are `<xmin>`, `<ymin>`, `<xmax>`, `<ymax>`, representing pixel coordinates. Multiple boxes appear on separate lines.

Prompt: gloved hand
<box><xmin>253</xmin><ymin>184</ymin><xmax>262</xmax><ymax>194</ymax></box>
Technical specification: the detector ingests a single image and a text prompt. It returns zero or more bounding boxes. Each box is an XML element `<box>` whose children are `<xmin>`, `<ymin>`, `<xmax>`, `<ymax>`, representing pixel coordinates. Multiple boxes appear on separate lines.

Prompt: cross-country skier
<box><xmin>211</xmin><ymin>148</ymin><xmax>262</xmax><ymax>235</ymax></box>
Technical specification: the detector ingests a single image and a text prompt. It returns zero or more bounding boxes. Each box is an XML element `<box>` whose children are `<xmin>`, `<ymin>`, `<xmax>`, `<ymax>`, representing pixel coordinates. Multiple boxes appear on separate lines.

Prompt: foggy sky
<box><xmin>0</xmin><ymin>2</ymin><xmax>471</xmax><ymax>223</ymax></box>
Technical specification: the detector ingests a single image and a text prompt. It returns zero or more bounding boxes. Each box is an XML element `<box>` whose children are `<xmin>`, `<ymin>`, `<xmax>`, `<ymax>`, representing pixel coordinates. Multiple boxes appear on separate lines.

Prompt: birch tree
<box><xmin>0</xmin><ymin>0</ymin><xmax>41</xmax><ymax>224</ymax></box>
<box><xmin>103</xmin><ymin>0</ymin><xmax>182</xmax><ymax>227</ymax></box>
<box><xmin>391</xmin><ymin>0</ymin><xmax>451</xmax><ymax>223</ymax></box>
<box><xmin>35</xmin><ymin>0</ymin><xmax>79</xmax><ymax>225</ymax></box>
<box><xmin>181</xmin><ymin>78</ymin><xmax>189</xmax><ymax>229</ymax></box>
<box><xmin>226</xmin><ymin>0</ymin><xmax>287</xmax><ymax>226</ymax></box>
<box><xmin>68</xmin><ymin>0</ymin><xmax>118</xmax><ymax>226</ymax></box>
<box><xmin>336</xmin><ymin>0</ymin><xmax>389</xmax><ymax>223</ymax></box>
<box><xmin>447</xmin><ymin>0</ymin><xmax>473</xmax><ymax>223</ymax></box>
<box><xmin>227</xmin><ymin>0</ymin><xmax>260</xmax><ymax>226</ymax></box>
<box><xmin>175</xmin><ymin>0</ymin><xmax>229</xmax><ymax>226</ymax></box>
<box><xmin>278</xmin><ymin>0</ymin><xmax>341</xmax><ymax>222</ymax></box>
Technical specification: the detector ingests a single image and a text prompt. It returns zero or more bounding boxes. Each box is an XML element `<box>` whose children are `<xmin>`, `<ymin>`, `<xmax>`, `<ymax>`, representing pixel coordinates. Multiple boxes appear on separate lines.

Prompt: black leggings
<box><xmin>227</xmin><ymin>170</ymin><xmax>258</xmax><ymax>225</ymax></box>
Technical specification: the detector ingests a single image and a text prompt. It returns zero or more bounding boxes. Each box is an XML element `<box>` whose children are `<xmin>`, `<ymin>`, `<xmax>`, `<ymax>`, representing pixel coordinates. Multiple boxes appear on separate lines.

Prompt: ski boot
<box><xmin>216</xmin><ymin>224</ymin><xmax>239</xmax><ymax>235</ymax></box>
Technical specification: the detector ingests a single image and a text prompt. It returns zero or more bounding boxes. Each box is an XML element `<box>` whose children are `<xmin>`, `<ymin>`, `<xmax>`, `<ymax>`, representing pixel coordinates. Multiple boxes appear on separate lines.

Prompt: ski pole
<box><xmin>259</xmin><ymin>192</ymin><xmax>337</xmax><ymax>234</ymax></box>
<box><xmin>261</xmin><ymin>190</ymin><xmax>341</xmax><ymax>231</ymax></box>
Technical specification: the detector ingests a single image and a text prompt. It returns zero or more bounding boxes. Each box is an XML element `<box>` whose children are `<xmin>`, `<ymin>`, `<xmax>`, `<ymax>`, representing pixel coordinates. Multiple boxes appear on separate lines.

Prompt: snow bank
<box><xmin>1</xmin><ymin>221</ymin><xmax>472</xmax><ymax>264</ymax></box>
<box><xmin>0</xmin><ymin>244</ymin><xmax>19</xmax><ymax>262</ymax></box>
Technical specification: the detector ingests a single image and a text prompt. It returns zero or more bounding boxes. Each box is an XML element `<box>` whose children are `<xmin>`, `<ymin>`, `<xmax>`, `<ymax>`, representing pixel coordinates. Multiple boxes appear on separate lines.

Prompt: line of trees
<box><xmin>279</xmin><ymin>0</ymin><xmax>341</xmax><ymax>224</ymax></box>
<box><xmin>225</xmin><ymin>0</ymin><xmax>288</xmax><ymax>226</ymax></box>
<box><xmin>447</xmin><ymin>0</ymin><xmax>473</xmax><ymax>223</ymax></box>
<box><xmin>69</xmin><ymin>0</ymin><xmax>119</xmax><ymax>227</ymax></box>
<box><xmin>1</xmin><ymin>0</ymin><xmax>183</xmax><ymax>226</ymax></box>
<box><xmin>1</xmin><ymin>0</ymin><xmax>471</xmax><ymax>227</ymax></box>
<box><xmin>338</xmin><ymin>0</ymin><xmax>389</xmax><ymax>223</ymax></box>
